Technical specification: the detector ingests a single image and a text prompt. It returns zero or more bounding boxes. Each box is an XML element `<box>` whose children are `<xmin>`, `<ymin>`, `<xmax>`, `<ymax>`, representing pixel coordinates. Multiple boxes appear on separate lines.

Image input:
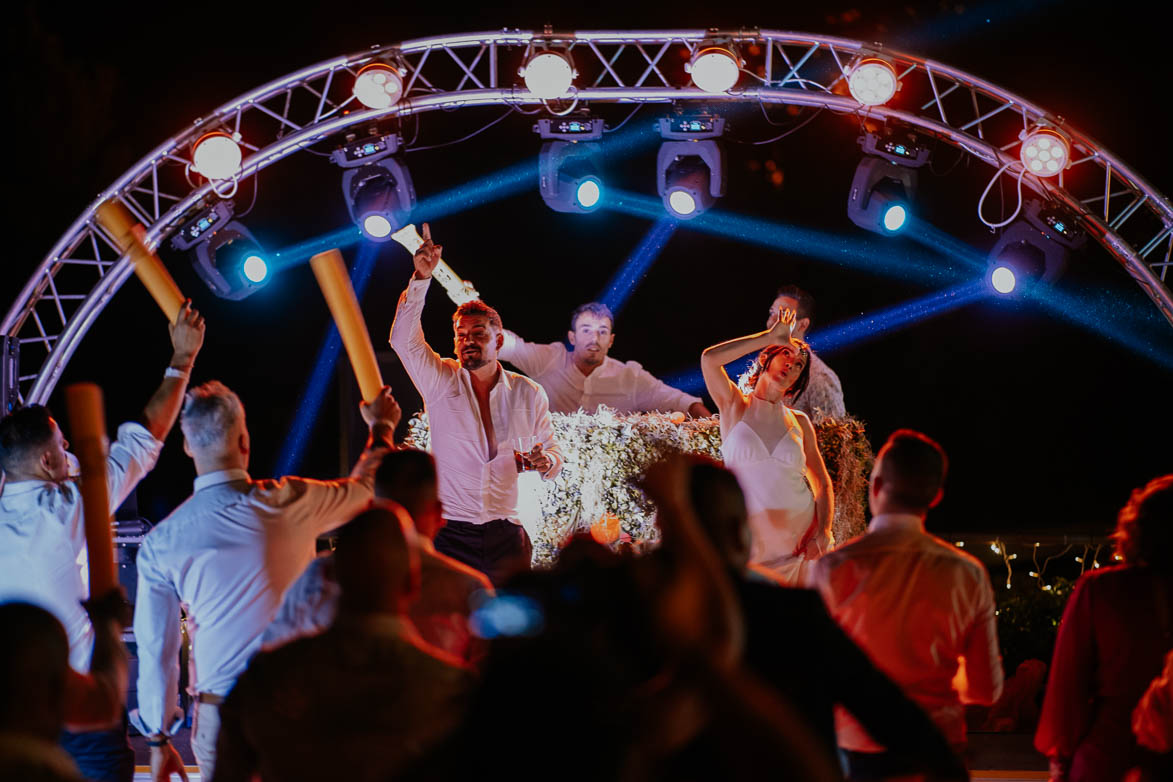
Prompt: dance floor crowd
<box><xmin>2</xmin><ymin>231</ymin><xmax>1172</xmax><ymax>781</ymax></box>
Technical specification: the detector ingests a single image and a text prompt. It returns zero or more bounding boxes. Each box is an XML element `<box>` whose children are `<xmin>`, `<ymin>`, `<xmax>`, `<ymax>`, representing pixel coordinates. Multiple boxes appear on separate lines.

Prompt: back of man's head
<box><xmin>334</xmin><ymin>502</ymin><xmax>420</xmax><ymax>615</ymax></box>
<box><xmin>0</xmin><ymin>602</ymin><xmax>70</xmax><ymax>739</ymax></box>
<box><xmin>686</xmin><ymin>456</ymin><xmax>752</xmax><ymax>571</ymax></box>
<box><xmin>874</xmin><ymin>429</ymin><xmax>948</xmax><ymax>515</ymax></box>
<box><xmin>374</xmin><ymin>448</ymin><xmax>438</xmax><ymax>521</ymax></box>
<box><xmin>180</xmin><ymin>381</ymin><xmax>244</xmax><ymax>454</ymax></box>
<box><xmin>0</xmin><ymin>406</ymin><xmax>54</xmax><ymax>475</ymax></box>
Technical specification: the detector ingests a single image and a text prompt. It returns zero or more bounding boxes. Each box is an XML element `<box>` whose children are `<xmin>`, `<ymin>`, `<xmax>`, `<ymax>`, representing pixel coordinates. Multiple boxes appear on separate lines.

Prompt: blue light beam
<box><xmin>661</xmin><ymin>280</ymin><xmax>988</xmax><ymax>395</ymax></box>
<box><xmin>605</xmin><ymin>190</ymin><xmax>967</xmax><ymax>287</ymax></box>
<box><xmin>599</xmin><ymin>218</ymin><xmax>678</xmax><ymax>316</ymax></box>
<box><xmin>274</xmin><ymin>241</ymin><xmax>383</xmax><ymax>476</ymax></box>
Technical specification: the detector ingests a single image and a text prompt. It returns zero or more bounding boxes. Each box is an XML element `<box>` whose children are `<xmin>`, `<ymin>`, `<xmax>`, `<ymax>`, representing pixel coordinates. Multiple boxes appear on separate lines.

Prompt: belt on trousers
<box><xmin>196</xmin><ymin>692</ymin><xmax>225</xmax><ymax>706</ymax></box>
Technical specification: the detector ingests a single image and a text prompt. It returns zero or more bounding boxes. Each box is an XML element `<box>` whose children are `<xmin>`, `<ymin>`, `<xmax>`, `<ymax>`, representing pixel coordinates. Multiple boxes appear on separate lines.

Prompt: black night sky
<box><xmin>5</xmin><ymin>0</ymin><xmax>1170</xmax><ymax>539</ymax></box>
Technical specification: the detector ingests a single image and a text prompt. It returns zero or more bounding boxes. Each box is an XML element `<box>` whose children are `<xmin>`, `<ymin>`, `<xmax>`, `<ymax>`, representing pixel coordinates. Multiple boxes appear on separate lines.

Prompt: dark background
<box><xmin>4</xmin><ymin>0</ymin><xmax>1169</xmax><ymax>537</ymax></box>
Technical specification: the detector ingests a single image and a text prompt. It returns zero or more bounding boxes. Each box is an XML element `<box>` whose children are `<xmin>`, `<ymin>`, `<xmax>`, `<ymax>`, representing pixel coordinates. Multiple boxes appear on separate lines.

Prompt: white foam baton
<box><xmin>390</xmin><ymin>224</ymin><xmax>480</xmax><ymax>305</ymax></box>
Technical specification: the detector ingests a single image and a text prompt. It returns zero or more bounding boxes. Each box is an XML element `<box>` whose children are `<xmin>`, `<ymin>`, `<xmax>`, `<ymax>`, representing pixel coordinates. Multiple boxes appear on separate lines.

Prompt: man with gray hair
<box><xmin>500</xmin><ymin>301</ymin><xmax>710</xmax><ymax>417</ymax></box>
<box><xmin>133</xmin><ymin>380</ymin><xmax>400</xmax><ymax>782</ymax></box>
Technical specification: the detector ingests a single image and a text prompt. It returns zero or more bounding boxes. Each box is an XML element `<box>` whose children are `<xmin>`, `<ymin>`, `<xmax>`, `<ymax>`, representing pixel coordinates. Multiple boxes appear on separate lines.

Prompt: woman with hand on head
<box><xmin>700</xmin><ymin>309</ymin><xmax>834</xmax><ymax>584</ymax></box>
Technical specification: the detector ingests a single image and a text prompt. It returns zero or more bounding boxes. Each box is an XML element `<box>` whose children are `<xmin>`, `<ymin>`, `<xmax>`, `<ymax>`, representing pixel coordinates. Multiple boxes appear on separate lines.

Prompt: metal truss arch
<box><xmin>5</xmin><ymin>28</ymin><xmax>1171</xmax><ymax>405</ymax></box>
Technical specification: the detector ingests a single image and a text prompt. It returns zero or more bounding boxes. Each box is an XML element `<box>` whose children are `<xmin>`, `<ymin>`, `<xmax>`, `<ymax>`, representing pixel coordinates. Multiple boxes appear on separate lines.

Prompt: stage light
<box><xmin>331</xmin><ymin>133</ymin><xmax>415</xmax><ymax>240</ymax></box>
<box><xmin>242</xmin><ymin>254</ymin><xmax>269</xmax><ymax>284</ymax></box>
<box><xmin>657</xmin><ymin>113</ymin><xmax>725</xmax><ymax>220</ymax></box>
<box><xmin>990</xmin><ymin>265</ymin><xmax>1017</xmax><ymax>294</ymax></box>
<box><xmin>536</xmin><ymin>117</ymin><xmax>605</xmax><ymax>213</ymax></box>
<box><xmin>520</xmin><ymin>51</ymin><xmax>576</xmax><ymax>99</ymax></box>
<box><xmin>847</xmin><ymin>130</ymin><xmax>930</xmax><ymax>236</ymax></box>
<box><xmin>1020</xmin><ymin>128</ymin><xmax>1070</xmax><ymax>178</ymax></box>
<box><xmin>986</xmin><ymin>199</ymin><xmax>1086</xmax><ymax>294</ymax></box>
<box><xmin>686</xmin><ymin>46</ymin><xmax>741</xmax><ymax>93</ymax></box>
<box><xmin>847</xmin><ymin>58</ymin><xmax>900</xmax><ymax>106</ymax></box>
<box><xmin>353</xmin><ymin>63</ymin><xmax>404</xmax><ymax>109</ymax></box>
<box><xmin>172</xmin><ymin>203</ymin><xmax>269</xmax><ymax>300</ymax></box>
<box><xmin>191</xmin><ymin>132</ymin><xmax>242</xmax><ymax>180</ymax></box>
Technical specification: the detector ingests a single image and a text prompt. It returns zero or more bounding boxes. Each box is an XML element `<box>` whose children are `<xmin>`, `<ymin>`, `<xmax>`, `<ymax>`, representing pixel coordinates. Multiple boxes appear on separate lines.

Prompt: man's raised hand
<box><xmin>169</xmin><ymin>301</ymin><xmax>205</xmax><ymax>368</ymax></box>
<box><xmin>412</xmin><ymin>222</ymin><xmax>443</xmax><ymax>280</ymax></box>
<box><xmin>360</xmin><ymin>386</ymin><xmax>402</xmax><ymax>432</ymax></box>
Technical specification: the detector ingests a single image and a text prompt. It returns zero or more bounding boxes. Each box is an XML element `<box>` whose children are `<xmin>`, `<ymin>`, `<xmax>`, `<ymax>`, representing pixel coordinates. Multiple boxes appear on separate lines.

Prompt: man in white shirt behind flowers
<box><xmin>499</xmin><ymin>301</ymin><xmax>711</xmax><ymax>418</ymax></box>
<box><xmin>390</xmin><ymin>223</ymin><xmax>562</xmax><ymax>587</ymax></box>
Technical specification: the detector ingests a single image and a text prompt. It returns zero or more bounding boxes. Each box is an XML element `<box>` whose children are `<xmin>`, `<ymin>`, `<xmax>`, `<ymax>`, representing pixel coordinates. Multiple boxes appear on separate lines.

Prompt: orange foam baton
<box><xmin>94</xmin><ymin>200</ymin><xmax>185</xmax><ymax>322</ymax></box>
<box><xmin>64</xmin><ymin>383</ymin><xmax>117</xmax><ymax>597</ymax></box>
<box><xmin>309</xmin><ymin>249</ymin><xmax>383</xmax><ymax>402</ymax></box>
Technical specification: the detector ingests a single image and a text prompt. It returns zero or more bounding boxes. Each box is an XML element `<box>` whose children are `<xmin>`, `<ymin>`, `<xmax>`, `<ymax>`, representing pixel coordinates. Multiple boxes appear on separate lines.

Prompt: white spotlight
<box><xmin>242</xmin><ymin>254</ymin><xmax>269</xmax><ymax>284</ymax></box>
<box><xmin>362</xmin><ymin>214</ymin><xmax>394</xmax><ymax>239</ymax></box>
<box><xmin>668</xmin><ymin>190</ymin><xmax>698</xmax><ymax>217</ymax></box>
<box><xmin>520</xmin><ymin>51</ymin><xmax>576</xmax><ymax>99</ymax></box>
<box><xmin>191</xmin><ymin>132</ymin><xmax>242</xmax><ymax>180</ymax></box>
<box><xmin>990</xmin><ymin>265</ymin><xmax>1017</xmax><ymax>294</ymax></box>
<box><xmin>847</xmin><ymin>58</ymin><xmax>899</xmax><ymax>106</ymax></box>
<box><xmin>686</xmin><ymin>47</ymin><xmax>741</xmax><ymax>93</ymax></box>
<box><xmin>353</xmin><ymin>63</ymin><xmax>404</xmax><ymax>109</ymax></box>
<box><xmin>1020</xmin><ymin>129</ymin><xmax>1070</xmax><ymax>178</ymax></box>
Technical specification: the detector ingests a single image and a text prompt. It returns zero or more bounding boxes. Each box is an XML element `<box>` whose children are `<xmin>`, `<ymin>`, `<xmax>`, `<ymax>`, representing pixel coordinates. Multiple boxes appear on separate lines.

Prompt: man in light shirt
<box><xmin>389</xmin><ymin>223</ymin><xmax>562</xmax><ymax>586</ymax></box>
<box><xmin>0</xmin><ymin>301</ymin><xmax>205</xmax><ymax>782</ymax></box>
<box><xmin>766</xmin><ymin>286</ymin><xmax>845</xmax><ymax>423</ymax></box>
<box><xmin>500</xmin><ymin>301</ymin><xmax>711</xmax><ymax>417</ymax></box>
<box><xmin>133</xmin><ymin>381</ymin><xmax>399</xmax><ymax>781</ymax></box>
<box><xmin>808</xmin><ymin>429</ymin><xmax>1003</xmax><ymax>778</ymax></box>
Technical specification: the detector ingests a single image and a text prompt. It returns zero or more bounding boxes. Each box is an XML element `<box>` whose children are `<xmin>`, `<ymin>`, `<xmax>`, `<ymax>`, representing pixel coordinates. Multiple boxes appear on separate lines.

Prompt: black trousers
<box><xmin>434</xmin><ymin>518</ymin><xmax>532</xmax><ymax>586</ymax></box>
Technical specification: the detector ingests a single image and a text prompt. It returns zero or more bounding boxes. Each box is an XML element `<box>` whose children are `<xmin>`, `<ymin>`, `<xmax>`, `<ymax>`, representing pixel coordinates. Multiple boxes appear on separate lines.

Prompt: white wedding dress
<box><xmin>720</xmin><ymin>394</ymin><xmax>820</xmax><ymax>583</ymax></box>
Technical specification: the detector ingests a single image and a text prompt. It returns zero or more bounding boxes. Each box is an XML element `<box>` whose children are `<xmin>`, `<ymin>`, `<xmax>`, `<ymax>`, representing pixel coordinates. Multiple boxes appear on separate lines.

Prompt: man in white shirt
<box><xmin>500</xmin><ymin>301</ymin><xmax>711</xmax><ymax>417</ymax></box>
<box><xmin>133</xmin><ymin>380</ymin><xmax>399</xmax><ymax>781</ymax></box>
<box><xmin>0</xmin><ymin>301</ymin><xmax>205</xmax><ymax>782</ymax></box>
<box><xmin>807</xmin><ymin>429</ymin><xmax>1004</xmax><ymax>779</ymax></box>
<box><xmin>389</xmin><ymin>223</ymin><xmax>562</xmax><ymax>586</ymax></box>
<box><xmin>766</xmin><ymin>286</ymin><xmax>845</xmax><ymax>423</ymax></box>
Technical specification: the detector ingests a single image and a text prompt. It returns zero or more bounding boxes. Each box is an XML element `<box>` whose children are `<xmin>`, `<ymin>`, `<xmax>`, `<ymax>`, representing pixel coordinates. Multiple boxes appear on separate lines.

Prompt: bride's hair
<box><xmin>743</xmin><ymin>341</ymin><xmax>812</xmax><ymax>401</ymax></box>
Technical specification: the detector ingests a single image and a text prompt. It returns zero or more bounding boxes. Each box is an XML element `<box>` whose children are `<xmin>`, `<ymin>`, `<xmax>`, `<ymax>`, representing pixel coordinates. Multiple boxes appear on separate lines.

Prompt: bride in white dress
<box><xmin>700</xmin><ymin>308</ymin><xmax>835</xmax><ymax>583</ymax></box>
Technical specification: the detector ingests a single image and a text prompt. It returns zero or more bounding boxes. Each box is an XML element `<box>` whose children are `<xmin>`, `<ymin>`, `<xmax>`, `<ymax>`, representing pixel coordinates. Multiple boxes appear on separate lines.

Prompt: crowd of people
<box><xmin>0</xmin><ymin>223</ymin><xmax>1170</xmax><ymax>781</ymax></box>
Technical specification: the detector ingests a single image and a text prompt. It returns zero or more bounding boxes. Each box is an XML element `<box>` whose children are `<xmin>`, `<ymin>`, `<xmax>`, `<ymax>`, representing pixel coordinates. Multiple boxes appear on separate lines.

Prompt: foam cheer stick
<box><xmin>64</xmin><ymin>383</ymin><xmax>117</xmax><ymax>597</ymax></box>
<box><xmin>94</xmin><ymin>200</ymin><xmax>186</xmax><ymax>323</ymax></box>
<box><xmin>390</xmin><ymin>224</ymin><xmax>480</xmax><ymax>305</ymax></box>
<box><xmin>309</xmin><ymin>249</ymin><xmax>383</xmax><ymax>402</ymax></box>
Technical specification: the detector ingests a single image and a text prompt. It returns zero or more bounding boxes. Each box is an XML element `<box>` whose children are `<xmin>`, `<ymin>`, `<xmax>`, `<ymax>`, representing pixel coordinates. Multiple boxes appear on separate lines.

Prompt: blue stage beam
<box><xmin>274</xmin><ymin>241</ymin><xmax>382</xmax><ymax>476</ymax></box>
<box><xmin>599</xmin><ymin>218</ymin><xmax>679</xmax><ymax>316</ymax></box>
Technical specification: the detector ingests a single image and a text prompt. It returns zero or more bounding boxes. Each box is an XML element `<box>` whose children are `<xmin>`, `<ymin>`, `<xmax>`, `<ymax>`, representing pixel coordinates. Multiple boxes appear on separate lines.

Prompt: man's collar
<box><xmin>461</xmin><ymin>362</ymin><xmax>511</xmax><ymax>390</ymax></box>
<box><xmin>193</xmin><ymin>468</ymin><xmax>250</xmax><ymax>493</ymax></box>
<box><xmin>868</xmin><ymin>512</ymin><xmax>927</xmax><ymax>533</ymax></box>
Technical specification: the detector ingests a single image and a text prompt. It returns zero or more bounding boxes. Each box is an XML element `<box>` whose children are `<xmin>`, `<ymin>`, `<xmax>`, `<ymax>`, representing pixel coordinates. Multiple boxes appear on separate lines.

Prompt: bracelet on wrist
<box><xmin>146</xmin><ymin>735</ymin><xmax>170</xmax><ymax>747</ymax></box>
<box><xmin>164</xmin><ymin>366</ymin><xmax>191</xmax><ymax>381</ymax></box>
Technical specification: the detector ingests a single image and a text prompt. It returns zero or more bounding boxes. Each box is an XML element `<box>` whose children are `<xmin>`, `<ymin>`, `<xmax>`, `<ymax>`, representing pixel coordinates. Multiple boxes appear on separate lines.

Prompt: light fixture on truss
<box><xmin>171</xmin><ymin>200</ymin><xmax>270</xmax><ymax>300</ymax></box>
<box><xmin>657</xmin><ymin>113</ymin><xmax>726</xmax><ymax>219</ymax></box>
<box><xmin>536</xmin><ymin>116</ymin><xmax>605</xmax><ymax>213</ymax></box>
<box><xmin>330</xmin><ymin>131</ymin><xmax>416</xmax><ymax>241</ymax></box>
<box><xmin>987</xmin><ymin>198</ymin><xmax>1086</xmax><ymax>295</ymax></box>
<box><xmin>847</xmin><ymin>128</ymin><xmax>930</xmax><ymax>235</ymax></box>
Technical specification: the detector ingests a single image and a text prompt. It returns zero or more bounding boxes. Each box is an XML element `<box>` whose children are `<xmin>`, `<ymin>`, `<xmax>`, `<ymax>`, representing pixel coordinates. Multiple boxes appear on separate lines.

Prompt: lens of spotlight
<box><xmin>668</xmin><ymin>190</ymin><xmax>697</xmax><ymax>216</ymax></box>
<box><xmin>362</xmin><ymin>214</ymin><xmax>394</xmax><ymax>239</ymax></box>
<box><xmin>353</xmin><ymin>63</ymin><xmax>403</xmax><ymax>109</ymax></box>
<box><xmin>848</xmin><ymin>59</ymin><xmax>899</xmax><ymax>106</ymax></box>
<box><xmin>521</xmin><ymin>52</ymin><xmax>575</xmax><ymax>99</ymax></box>
<box><xmin>688</xmin><ymin>47</ymin><xmax>740</xmax><ymax>93</ymax></box>
<box><xmin>1019</xmin><ymin>129</ymin><xmax>1070</xmax><ymax>178</ymax></box>
<box><xmin>882</xmin><ymin>203</ymin><xmax>908</xmax><ymax>232</ymax></box>
<box><xmin>242</xmin><ymin>254</ymin><xmax>269</xmax><ymax>283</ymax></box>
<box><xmin>991</xmin><ymin>265</ymin><xmax>1017</xmax><ymax>294</ymax></box>
<box><xmin>575</xmin><ymin>178</ymin><xmax>602</xmax><ymax>209</ymax></box>
<box><xmin>191</xmin><ymin>132</ymin><xmax>242</xmax><ymax>180</ymax></box>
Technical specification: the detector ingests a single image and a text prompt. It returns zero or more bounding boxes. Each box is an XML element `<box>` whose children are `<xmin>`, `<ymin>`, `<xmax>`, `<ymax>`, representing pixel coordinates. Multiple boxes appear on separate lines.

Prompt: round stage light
<box><xmin>882</xmin><ymin>203</ymin><xmax>908</xmax><ymax>232</ymax></box>
<box><xmin>575</xmin><ymin>178</ymin><xmax>602</xmax><ymax>210</ymax></box>
<box><xmin>848</xmin><ymin>58</ymin><xmax>899</xmax><ymax>106</ymax></box>
<box><xmin>520</xmin><ymin>52</ymin><xmax>575</xmax><ymax>99</ymax></box>
<box><xmin>362</xmin><ymin>214</ymin><xmax>394</xmax><ymax>239</ymax></box>
<box><xmin>991</xmin><ymin>265</ymin><xmax>1017</xmax><ymax>294</ymax></box>
<box><xmin>687</xmin><ymin>47</ymin><xmax>740</xmax><ymax>93</ymax></box>
<box><xmin>191</xmin><ymin>132</ymin><xmax>242</xmax><ymax>180</ymax></box>
<box><xmin>242</xmin><ymin>254</ymin><xmax>269</xmax><ymax>284</ymax></box>
<box><xmin>668</xmin><ymin>189</ymin><xmax>698</xmax><ymax>217</ymax></box>
<box><xmin>1020</xmin><ymin>129</ymin><xmax>1069</xmax><ymax>178</ymax></box>
<box><xmin>353</xmin><ymin>63</ymin><xmax>404</xmax><ymax>109</ymax></box>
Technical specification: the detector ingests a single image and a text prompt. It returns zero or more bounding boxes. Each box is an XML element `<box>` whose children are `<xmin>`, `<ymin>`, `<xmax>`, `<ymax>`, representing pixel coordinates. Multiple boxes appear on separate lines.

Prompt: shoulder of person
<box><xmin>424</xmin><ymin>548</ymin><xmax>494</xmax><ymax>592</ymax></box>
<box><xmin>504</xmin><ymin>369</ymin><xmax>547</xmax><ymax>395</ymax></box>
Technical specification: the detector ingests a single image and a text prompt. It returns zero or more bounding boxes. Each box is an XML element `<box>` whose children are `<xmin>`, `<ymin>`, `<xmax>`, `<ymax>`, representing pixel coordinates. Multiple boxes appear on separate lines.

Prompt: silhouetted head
<box><xmin>334</xmin><ymin>502</ymin><xmax>420</xmax><ymax>615</ymax></box>
<box><xmin>0</xmin><ymin>602</ymin><xmax>70</xmax><ymax>740</ymax></box>
<box><xmin>1113</xmin><ymin>474</ymin><xmax>1173</xmax><ymax>573</ymax></box>
<box><xmin>373</xmin><ymin>449</ymin><xmax>443</xmax><ymax>539</ymax></box>
<box><xmin>0</xmin><ymin>405</ymin><xmax>70</xmax><ymax>482</ymax></box>
<box><xmin>870</xmin><ymin>429</ymin><xmax>948</xmax><ymax>517</ymax></box>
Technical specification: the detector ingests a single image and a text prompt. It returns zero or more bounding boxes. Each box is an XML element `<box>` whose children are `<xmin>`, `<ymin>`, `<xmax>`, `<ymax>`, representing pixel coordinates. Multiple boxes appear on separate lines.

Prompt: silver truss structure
<box><xmin>5</xmin><ymin>28</ymin><xmax>1171</xmax><ymax>406</ymax></box>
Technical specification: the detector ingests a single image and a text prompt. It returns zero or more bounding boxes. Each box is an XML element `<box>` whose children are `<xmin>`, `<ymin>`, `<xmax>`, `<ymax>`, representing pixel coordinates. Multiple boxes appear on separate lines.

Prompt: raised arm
<box><xmin>795</xmin><ymin>411</ymin><xmax>834</xmax><ymax>557</ymax></box>
<box><xmin>140</xmin><ymin>301</ymin><xmax>205</xmax><ymax>441</ymax></box>
<box><xmin>499</xmin><ymin>330</ymin><xmax>564</xmax><ymax>377</ymax></box>
<box><xmin>389</xmin><ymin>223</ymin><xmax>450</xmax><ymax>399</ymax></box>
<box><xmin>629</xmin><ymin>364</ymin><xmax>711</xmax><ymax>417</ymax></box>
<box><xmin>700</xmin><ymin>311</ymin><xmax>796</xmax><ymax>413</ymax></box>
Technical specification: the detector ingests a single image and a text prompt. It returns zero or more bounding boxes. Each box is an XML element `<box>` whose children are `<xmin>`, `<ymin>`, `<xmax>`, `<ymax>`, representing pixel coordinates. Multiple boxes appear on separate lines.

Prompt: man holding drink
<box><xmin>390</xmin><ymin>223</ymin><xmax>562</xmax><ymax>585</ymax></box>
